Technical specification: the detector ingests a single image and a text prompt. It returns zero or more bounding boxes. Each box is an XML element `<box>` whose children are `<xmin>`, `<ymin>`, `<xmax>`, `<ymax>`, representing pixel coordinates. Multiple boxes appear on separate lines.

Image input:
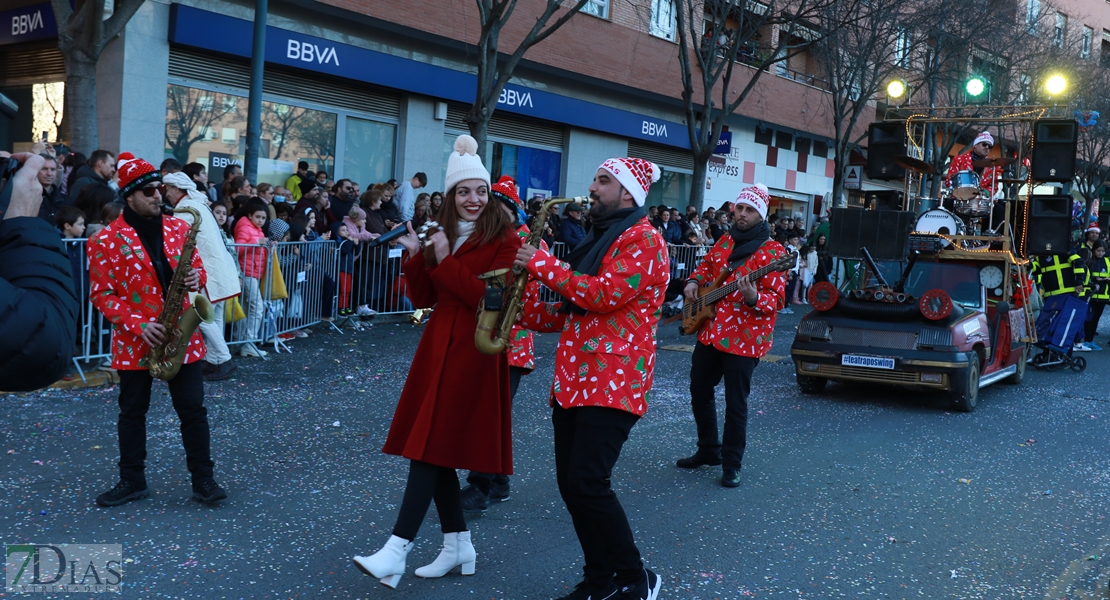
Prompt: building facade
<box><xmin>3</xmin><ymin>0</ymin><xmax>919</xmax><ymax>224</ymax></box>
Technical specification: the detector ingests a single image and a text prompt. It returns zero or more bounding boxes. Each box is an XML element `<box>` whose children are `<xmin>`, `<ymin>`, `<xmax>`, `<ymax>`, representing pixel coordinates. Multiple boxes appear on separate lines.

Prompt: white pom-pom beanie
<box><xmin>445</xmin><ymin>134</ymin><xmax>491</xmax><ymax>192</ymax></box>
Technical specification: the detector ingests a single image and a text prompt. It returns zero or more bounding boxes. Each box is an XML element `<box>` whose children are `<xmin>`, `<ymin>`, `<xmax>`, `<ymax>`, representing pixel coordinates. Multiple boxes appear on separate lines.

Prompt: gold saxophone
<box><xmin>474</xmin><ymin>196</ymin><xmax>588</xmax><ymax>355</ymax></box>
<box><xmin>147</xmin><ymin>206</ymin><xmax>215</xmax><ymax>380</ymax></box>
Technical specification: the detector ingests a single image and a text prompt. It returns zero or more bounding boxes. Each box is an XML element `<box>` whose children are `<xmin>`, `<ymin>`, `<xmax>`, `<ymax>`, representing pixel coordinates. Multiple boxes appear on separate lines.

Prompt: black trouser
<box><xmin>392</xmin><ymin>460</ymin><xmax>466</xmax><ymax>541</ymax></box>
<box><xmin>466</xmin><ymin>366</ymin><xmax>524</xmax><ymax>491</ymax></box>
<box><xmin>116</xmin><ymin>361</ymin><xmax>214</xmax><ymax>485</ymax></box>
<box><xmin>1086</xmin><ymin>300</ymin><xmax>1107</xmax><ymax>342</ymax></box>
<box><xmin>552</xmin><ymin>404</ymin><xmax>643</xmax><ymax>590</ymax></box>
<box><xmin>688</xmin><ymin>341</ymin><xmax>759</xmax><ymax>468</ymax></box>
<box><xmin>784</xmin><ymin>272</ymin><xmax>798</xmax><ymax>306</ymax></box>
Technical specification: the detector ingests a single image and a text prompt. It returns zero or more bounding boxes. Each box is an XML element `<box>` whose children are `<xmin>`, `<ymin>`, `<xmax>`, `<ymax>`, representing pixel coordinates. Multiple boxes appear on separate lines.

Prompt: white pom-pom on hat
<box><xmin>454</xmin><ymin>134</ymin><xmax>479</xmax><ymax>156</ymax></box>
<box><xmin>445</xmin><ymin>134</ymin><xmax>490</xmax><ymax>191</ymax></box>
<box><xmin>649</xmin><ymin>162</ymin><xmax>661</xmax><ymax>184</ymax></box>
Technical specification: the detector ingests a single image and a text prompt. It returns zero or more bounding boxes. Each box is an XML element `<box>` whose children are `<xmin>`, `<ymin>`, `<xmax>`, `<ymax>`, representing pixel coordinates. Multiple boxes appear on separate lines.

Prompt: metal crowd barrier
<box><xmin>62</xmin><ymin>234</ymin><xmax>717</xmax><ymax>379</ymax></box>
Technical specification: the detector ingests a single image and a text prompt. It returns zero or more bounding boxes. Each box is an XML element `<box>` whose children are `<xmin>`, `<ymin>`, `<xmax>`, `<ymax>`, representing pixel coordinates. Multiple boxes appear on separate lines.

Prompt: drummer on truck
<box><xmin>944</xmin><ymin>131</ymin><xmax>1003</xmax><ymax>198</ymax></box>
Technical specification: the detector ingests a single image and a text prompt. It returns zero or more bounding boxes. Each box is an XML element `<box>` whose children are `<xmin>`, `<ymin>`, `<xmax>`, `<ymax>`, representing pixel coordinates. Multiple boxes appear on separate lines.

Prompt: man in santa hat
<box><xmin>515</xmin><ymin>157</ymin><xmax>667</xmax><ymax>600</ymax></box>
<box><xmin>87</xmin><ymin>152</ymin><xmax>227</xmax><ymax>507</ymax></box>
<box><xmin>678</xmin><ymin>183</ymin><xmax>787</xmax><ymax>488</ymax></box>
<box><xmin>945</xmin><ymin>130</ymin><xmax>1004</xmax><ymax>198</ymax></box>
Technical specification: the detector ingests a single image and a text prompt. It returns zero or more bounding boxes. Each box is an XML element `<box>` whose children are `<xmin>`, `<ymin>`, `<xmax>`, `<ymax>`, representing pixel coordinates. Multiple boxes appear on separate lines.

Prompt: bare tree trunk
<box><xmin>689</xmin><ymin>154</ymin><xmax>709</xmax><ymax>209</ymax></box>
<box><xmin>60</xmin><ymin>50</ymin><xmax>99</xmax><ymax>155</ymax></box>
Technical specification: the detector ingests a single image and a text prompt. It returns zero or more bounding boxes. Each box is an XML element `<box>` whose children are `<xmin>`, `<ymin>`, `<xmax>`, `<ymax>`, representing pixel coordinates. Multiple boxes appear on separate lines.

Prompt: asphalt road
<box><xmin>2</xmin><ymin>308</ymin><xmax>1109</xmax><ymax>599</ymax></box>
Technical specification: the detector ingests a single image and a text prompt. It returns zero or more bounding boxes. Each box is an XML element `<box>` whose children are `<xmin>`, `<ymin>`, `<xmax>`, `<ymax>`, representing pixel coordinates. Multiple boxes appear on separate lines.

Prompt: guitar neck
<box><xmin>704</xmin><ymin>261</ymin><xmax>779</xmax><ymax>304</ymax></box>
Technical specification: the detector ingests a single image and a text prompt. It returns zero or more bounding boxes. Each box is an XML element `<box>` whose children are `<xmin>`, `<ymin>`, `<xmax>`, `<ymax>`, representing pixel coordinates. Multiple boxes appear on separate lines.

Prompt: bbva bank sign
<box><xmin>286</xmin><ymin>39</ymin><xmax>340</xmax><ymax>66</ymax></box>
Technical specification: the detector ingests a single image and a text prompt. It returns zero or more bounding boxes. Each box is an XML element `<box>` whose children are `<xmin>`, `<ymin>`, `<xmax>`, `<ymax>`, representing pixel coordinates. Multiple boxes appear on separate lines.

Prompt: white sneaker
<box><xmin>292</xmin><ymin>330</ymin><xmax>309</xmax><ymax>338</ymax></box>
<box><xmin>239</xmin><ymin>343</ymin><xmax>268</xmax><ymax>358</ymax></box>
<box><xmin>1073</xmin><ymin>342</ymin><xmax>1092</xmax><ymax>352</ymax></box>
<box><xmin>357</xmin><ymin>305</ymin><xmax>377</xmax><ymax>317</ymax></box>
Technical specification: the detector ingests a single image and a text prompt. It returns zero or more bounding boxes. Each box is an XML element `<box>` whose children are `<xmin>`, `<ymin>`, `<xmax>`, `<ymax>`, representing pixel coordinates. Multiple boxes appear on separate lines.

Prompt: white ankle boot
<box><xmin>352</xmin><ymin>535</ymin><xmax>414</xmax><ymax>588</ymax></box>
<box><xmin>414</xmin><ymin>531</ymin><xmax>476</xmax><ymax>578</ymax></box>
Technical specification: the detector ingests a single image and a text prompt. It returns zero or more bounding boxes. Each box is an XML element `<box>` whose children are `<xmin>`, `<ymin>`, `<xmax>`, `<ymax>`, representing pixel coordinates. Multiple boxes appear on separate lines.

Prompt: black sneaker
<box><xmin>618</xmin><ymin>569</ymin><xmax>661</xmax><ymax>600</ymax></box>
<box><xmin>676</xmin><ymin>452</ymin><xmax>722</xmax><ymax>469</ymax></box>
<box><xmin>721</xmin><ymin>466</ymin><xmax>742</xmax><ymax>488</ymax></box>
<box><xmin>96</xmin><ymin>480</ymin><xmax>150</xmax><ymax>507</ymax></box>
<box><xmin>460</xmin><ymin>484</ymin><xmax>490</xmax><ymax>512</ymax></box>
<box><xmin>192</xmin><ymin>479</ymin><xmax>228</xmax><ymax>504</ymax></box>
<box><xmin>489</xmin><ymin>481</ymin><xmax>510</xmax><ymax>502</ymax></box>
<box><xmin>556</xmin><ymin>580</ymin><xmax>619</xmax><ymax>600</ymax></box>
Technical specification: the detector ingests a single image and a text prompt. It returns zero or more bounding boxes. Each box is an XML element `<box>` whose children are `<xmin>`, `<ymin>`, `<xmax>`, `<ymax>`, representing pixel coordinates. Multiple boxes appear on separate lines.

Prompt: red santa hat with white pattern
<box><xmin>735</xmin><ymin>183</ymin><xmax>770</xmax><ymax>220</ymax></box>
<box><xmin>974</xmin><ymin>131</ymin><xmax>994</xmax><ymax>147</ymax></box>
<box><xmin>116</xmin><ymin>152</ymin><xmax>161</xmax><ymax>199</ymax></box>
<box><xmin>599</xmin><ymin>157</ymin><xmax>660</xmax><ymax>206</ymax></box>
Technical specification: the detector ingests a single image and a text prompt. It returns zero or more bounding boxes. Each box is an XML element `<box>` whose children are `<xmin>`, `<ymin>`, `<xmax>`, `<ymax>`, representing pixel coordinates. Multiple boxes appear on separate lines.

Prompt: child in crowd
<box><xmin>56</xmin><ymin>205</ymin><xmax>88</xmax><ymax>377</ymax></box>
<box><xmin>332</xmin><ymin>221</ymin><xmax>362</xmax><ymax>318</ymax></box>
<box><xmin>234</xmin><ymin>201</ymin><xmax>270</xmax><ymax>358</ymax></box>
<box><xmin>342</xmin><ymin>207</ymin><xmax>380</xmax><ymax>317</ymax></box>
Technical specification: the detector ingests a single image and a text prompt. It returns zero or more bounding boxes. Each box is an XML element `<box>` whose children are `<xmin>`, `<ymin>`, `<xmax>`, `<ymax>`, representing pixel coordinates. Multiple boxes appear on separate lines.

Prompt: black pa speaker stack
<box><xmin>1031</xmin><ymin>119</ymin><xmax>1078</xmax><ymax>182</ymax></box>
<box><xmin>828</xmin><ymin>208</ymin><xmax>916</xmax><ymax>261</ymax></box>
<box><xmin>1023</xmin><ymin>195</ymin><xmax>1073</xmax><ymax>256</ymax></box>
<box><xmin>866</xmin><ymin>122</ymin><xmax>907</xmax><ymax>180</ymax></box>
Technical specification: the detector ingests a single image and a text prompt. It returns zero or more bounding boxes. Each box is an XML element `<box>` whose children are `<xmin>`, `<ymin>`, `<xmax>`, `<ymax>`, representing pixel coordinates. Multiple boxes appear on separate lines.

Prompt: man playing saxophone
<box><xmin>87</xmin><ymin>153</ymin><xmax>227</xmax><ymax>507</ymax></box>
<box><xmin>515</xmin><ymin>157</ymin><xmax>669</xmax><ymax>600</ymax></box>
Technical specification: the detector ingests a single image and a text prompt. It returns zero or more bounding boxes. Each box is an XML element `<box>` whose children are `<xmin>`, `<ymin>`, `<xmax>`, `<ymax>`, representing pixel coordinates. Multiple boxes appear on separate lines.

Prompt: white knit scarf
<box><xmin>453</xmin><ymin>219</ymin><xmax>476</xmax><ymax>253</ymax></box>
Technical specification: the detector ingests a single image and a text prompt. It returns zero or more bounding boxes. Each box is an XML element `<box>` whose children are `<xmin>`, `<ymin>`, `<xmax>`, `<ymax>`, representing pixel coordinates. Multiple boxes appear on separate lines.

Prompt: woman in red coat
<box><xmin>353</xmin><ymin>135</ymin><xmax>521</xmax><ymax>589</ymax></box>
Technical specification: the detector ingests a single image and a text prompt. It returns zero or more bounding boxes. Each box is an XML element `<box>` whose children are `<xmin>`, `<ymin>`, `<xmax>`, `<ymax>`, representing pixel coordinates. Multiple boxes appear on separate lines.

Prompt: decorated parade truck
<box><xmin>788</xmin><ymin>109</ymin><xmax>1066</xmax><ymax>411</ymax></box>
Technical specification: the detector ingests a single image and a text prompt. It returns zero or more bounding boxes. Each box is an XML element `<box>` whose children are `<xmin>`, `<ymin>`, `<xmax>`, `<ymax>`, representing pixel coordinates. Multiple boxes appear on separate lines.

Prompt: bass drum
<box><xmin>915</xmin><ymin>208</ymin><xmax>965</xmax><ymax>239</ymax></box>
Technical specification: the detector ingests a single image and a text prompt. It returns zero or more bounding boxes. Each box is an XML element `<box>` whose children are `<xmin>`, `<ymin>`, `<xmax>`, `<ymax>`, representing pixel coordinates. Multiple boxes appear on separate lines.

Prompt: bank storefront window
<box><xmin>344</xmin><ymin>117</ymin><xmax>396</xmax><ymax>189</ymax></box>
<box><xmin>441</xmin><ymin>134</ymin><xmax>562</xmax><ymax>200</ymax></box>
<box><xmin>166</xmin><ymin>83</ymin><xmax>341</xmax><ymax>186</ymax></box>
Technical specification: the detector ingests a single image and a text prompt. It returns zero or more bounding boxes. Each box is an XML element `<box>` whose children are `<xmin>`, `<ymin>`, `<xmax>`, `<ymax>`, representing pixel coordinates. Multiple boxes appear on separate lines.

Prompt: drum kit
<box><xmin>892</xmin><ymin>154</ymin><xmax>1017</xmax><ymax>244</ymax></box>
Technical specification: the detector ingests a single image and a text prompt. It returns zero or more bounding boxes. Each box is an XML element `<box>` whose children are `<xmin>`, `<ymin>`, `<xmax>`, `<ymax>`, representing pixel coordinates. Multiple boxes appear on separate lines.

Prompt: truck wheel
<box><xmin>797</xmin><ymin>375</ymin><xmax>828</xmax><ymax>394</ymax></box>
<box><xmin>1004</xmin><ymin>345</ymin><xmax>1027</xmax><ymax>385</ymax></box>
<box><xmin>948</xmin><ymin>354</ymin><xmax>980</xmax><ymax>412</ymax></box>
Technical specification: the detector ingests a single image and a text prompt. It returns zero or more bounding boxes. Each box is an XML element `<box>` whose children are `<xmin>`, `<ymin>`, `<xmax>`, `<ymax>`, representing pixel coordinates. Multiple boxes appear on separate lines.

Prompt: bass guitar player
<box><xmin>675</xmin><ymin>183</ymin><xmax>788</xmax><ymax>488</ymax></box>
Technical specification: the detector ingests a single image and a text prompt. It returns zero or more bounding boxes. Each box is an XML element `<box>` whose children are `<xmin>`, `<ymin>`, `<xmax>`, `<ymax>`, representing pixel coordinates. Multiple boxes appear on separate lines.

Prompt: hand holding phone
<box><xmin>0</xmin><ymin>153</ymin><xmax>46</xmax><ymax>220</ymax></box>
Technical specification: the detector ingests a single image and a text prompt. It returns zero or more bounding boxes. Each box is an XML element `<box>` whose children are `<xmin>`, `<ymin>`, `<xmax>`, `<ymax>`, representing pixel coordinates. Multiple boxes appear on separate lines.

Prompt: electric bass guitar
<box><xmin>680</xmin><ymin>249</ymin><xmax>798</xmax><ymax>335</ymax></box>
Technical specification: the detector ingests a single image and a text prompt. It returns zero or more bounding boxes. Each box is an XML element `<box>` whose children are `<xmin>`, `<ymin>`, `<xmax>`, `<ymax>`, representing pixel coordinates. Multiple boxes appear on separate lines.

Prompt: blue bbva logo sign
<box><xmin>286</xmin><ymin>39</ymin><xmax>340</xmax><ymax>66</ymax></box>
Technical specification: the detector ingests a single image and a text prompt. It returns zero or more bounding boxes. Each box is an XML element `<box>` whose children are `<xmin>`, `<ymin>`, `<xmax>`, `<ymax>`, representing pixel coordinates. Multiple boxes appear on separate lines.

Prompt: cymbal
<box><xmin>893</xmin><ymin>155</ymin><xmax>937</xmax><ymax>175</ymax></box>
<box><xmin>972</xmin><ymin>157</ymin><xmax>1017</xmax><ymax>168</ymax></box>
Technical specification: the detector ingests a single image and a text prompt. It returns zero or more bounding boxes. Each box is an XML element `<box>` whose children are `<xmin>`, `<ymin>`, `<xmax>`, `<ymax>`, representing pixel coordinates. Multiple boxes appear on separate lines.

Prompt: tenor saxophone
<box><xmin>147</xmin><ymin>206</ymin><xmax>216</xmax><ymax>380</ymax></box>
<box><xmin>474</xmin><ymin>196</ymin><xmax>588</xmax><ymax>355</ymax></box>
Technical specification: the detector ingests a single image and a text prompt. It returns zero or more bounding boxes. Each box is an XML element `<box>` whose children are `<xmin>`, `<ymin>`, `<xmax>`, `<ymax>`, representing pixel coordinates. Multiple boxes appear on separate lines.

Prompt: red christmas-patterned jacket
<box><xmin>506</xmin><ymin>225</ymin><xmax>548</xmax><ymax>372</ymax></box>
<box><xmin>87</xmin><ymin>215</ymin><xmax>208</xmax><ymax>370</ymax></box>
<box><xmin>518</xmin><ymin>218</ymin><xmax>669</xmax><ymax>417</ymax></box>
<box><xmin>688</xmin><ymin>236</ymin><xmax>786</xmax><ymax>358</ymax></box>
<box><xmin>944</xmin><ymin>152</ymin><xmax>1003</xmax><ymax>196</ymax></box>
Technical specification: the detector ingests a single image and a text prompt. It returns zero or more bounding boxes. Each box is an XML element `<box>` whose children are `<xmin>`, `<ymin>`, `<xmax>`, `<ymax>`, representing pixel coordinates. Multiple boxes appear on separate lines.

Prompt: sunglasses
<box><xmin>139</xmin><ymin>185</ymin><xmax>163</xmax><ymax>197</ymax></box>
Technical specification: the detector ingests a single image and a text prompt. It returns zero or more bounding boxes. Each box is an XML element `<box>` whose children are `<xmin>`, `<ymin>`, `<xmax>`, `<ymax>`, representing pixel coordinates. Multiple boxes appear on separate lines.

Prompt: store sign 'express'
<box><xmin>286</xmin><ymin>39</ymin><xmax>340</xmax><ymax>66</ymax></box>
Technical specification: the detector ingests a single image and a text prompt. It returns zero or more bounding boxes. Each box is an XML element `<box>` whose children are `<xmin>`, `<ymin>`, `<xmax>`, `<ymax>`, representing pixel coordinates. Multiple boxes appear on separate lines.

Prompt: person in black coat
<box><xmin>0</xmin><ymin>153</ymin><xmax>79</xmax><ymax>390</ymax></box>
<box><xmin>559</xmin><ymin>203</ymin><xmax>587</xmax><ymax>247</ymax></box>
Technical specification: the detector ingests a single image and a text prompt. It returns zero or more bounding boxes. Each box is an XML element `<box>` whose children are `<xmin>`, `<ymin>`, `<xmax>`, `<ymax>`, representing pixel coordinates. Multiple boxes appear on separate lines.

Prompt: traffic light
<box><xmin>965</xmin><ymin>75</ymin><xmax>990</xmax><ymax>104</ymax></box>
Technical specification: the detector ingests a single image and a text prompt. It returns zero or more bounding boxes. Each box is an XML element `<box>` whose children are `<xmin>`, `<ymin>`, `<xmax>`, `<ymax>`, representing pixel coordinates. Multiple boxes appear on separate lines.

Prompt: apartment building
<box><xmin>3</xmin><ymin>0</ymin><xmax>887</xmax><ymax>218</ymax></box>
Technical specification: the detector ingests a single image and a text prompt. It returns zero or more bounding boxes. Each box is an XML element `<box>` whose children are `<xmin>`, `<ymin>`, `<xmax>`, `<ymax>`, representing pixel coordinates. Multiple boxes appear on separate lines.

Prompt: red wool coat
<box><xmin>518</xmin><ymin>218</ymin><xmax>669</xmax><ymax>417</ymax></box>
<box><xmin>382</xmin><ymin>229</ymin><xmax>522</xmax><ymax>474</ymax></box>
<box><xmin>688</xmin><ymin>236</ymin><xmax>786</xmax><ymax>358</ymax></box>
<box><xmin>87</xmin><ymin>215</ymin><xmax>208</xmax><ymax>370</ymax></box>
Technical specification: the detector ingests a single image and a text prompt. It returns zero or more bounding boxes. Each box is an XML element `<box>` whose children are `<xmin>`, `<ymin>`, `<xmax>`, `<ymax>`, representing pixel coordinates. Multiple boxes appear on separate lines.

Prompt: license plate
<box><xmin>841</xmin><ymin>354</ymin><xmax>895</xmax><ymax>370</ymax></box>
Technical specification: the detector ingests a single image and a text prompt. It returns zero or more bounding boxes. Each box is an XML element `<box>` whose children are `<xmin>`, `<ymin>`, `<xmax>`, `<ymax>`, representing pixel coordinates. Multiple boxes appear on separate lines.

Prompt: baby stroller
<box><xmin>1031</xmin><ymin>293</ymin><xmax>1088</xmax><ymax>373</ymax></box>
